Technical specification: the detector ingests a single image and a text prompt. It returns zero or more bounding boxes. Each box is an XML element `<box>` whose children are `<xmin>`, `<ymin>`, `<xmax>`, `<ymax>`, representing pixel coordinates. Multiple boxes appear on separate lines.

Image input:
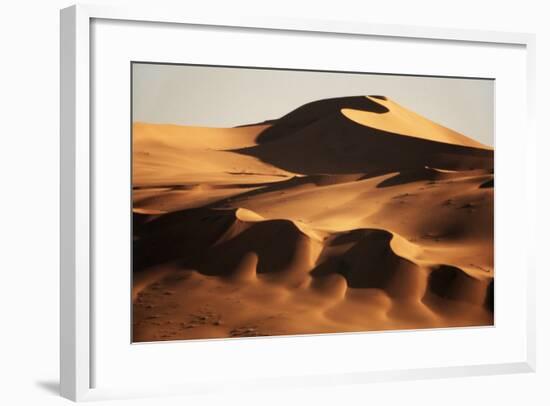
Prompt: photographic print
<box><xmin>131</xmin><ymin>63</ymin><xmax>494</xmax><ymax>342</ymax></box>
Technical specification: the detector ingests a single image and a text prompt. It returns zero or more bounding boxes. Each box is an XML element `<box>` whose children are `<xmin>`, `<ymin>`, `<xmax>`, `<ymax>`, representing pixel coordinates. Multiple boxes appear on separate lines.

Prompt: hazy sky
<box><xmin>133</xmin><ymin>63</ymin><xmax>494</xmax><ymax>146</ymax></box>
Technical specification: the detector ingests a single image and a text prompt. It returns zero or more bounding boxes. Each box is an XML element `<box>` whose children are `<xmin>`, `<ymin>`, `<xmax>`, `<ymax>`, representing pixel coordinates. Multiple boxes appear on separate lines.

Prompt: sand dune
<box><xmin>132</xmin><ymin>96</ymin><xmax>494</xmax><ymax>342</ymax></box>
<box><xmin>233</xmin><ymin>96</ymin><xmax>493</xmax><ymax>175</ymax></box>
<box><xmin>342</xmin><ymin>96</ymin><xmax>492</xmax><ymax>150</ymax></box>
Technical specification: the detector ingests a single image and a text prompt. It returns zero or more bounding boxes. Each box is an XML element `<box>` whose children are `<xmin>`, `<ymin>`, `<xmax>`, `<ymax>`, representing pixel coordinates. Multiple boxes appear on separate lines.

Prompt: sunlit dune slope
<box><xmin>342</xmin><ymin>96</ymin><xmax>492</xmax><ymax>150</ymax></box>
<box><xmin>132</xmin><ymin>122</ymin><xmax>294</xmax><ymax>212</ymax></box>
<box><xmin>132</xmin><ymin>95</ymin><xmax>494</xmax><ymax>342</ymax></box>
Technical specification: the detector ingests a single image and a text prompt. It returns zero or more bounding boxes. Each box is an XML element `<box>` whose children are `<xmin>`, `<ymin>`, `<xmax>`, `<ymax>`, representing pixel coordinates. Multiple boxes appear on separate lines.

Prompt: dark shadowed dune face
<box><xmin>254</xmin><ymin>96</ymin><xmax>389</xmax><ymax>143</ymax></box>
<box><xmin>132</xmin><ymin>95</ymin><xmax>494</xmax><ymax>342</ymax></box>
<box><xmin>311</xmin><ymin>229</ymin><xmax>425</xmax><ymax>297</ymax></box>
<box><xmin>235</xmin><ymin>96</ymin><xmax>493</xmax><ymax>175</ymax></box>
<box><xmin>479</xmin><ymin>178</ymin><xmax>494</xmax><ymax>188</ymax></box>
<box><xmin>427</xmin><ymin>264</ymin><xmax>488</xmax><ymax>305</ymax></box>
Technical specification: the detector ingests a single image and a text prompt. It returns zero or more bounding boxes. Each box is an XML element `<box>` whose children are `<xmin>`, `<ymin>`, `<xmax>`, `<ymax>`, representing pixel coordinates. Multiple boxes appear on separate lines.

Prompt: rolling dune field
<box><xmin>132</xmin><ymin>96</ymin><xmax>494</xmax><ymax>342</ymax></box>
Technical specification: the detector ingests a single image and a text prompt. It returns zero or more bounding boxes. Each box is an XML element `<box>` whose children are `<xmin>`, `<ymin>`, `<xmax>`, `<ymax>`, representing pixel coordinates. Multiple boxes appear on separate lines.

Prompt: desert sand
<box><xmin>132</xmin><ymin>95</ymin><xmax>494</xmax><ymax>342</ymax></box>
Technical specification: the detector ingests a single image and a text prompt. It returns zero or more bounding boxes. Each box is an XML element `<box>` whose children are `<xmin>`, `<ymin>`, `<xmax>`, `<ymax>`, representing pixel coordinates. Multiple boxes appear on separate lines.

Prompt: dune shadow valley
<box><xmin>132</xmin><ymin>95</ymin><xmax>494</xmax><ymax>342</ymax></box>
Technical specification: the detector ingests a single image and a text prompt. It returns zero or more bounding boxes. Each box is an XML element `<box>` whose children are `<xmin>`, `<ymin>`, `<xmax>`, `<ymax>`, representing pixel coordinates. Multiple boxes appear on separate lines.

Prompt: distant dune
<box><xmin>132</xmin><ymin>96</ymin><xmax>494</xmax><ymax>342</ymax></box>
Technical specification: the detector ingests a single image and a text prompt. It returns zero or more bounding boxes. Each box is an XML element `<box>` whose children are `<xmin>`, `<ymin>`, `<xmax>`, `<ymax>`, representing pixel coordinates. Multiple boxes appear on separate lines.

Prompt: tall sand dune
<box><xmin>234</xmin><ymin>96</ymin><xmax>493</xmax><ymax>174</ymax></box>
<box><xmin>132</xmin><ymin>96</ymin><xmax>494</xmax><ymax>342</ymax></box>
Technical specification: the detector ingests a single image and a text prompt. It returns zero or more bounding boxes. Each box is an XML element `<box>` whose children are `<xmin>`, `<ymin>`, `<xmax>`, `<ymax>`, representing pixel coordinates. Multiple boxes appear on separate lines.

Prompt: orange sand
<box><xmin>132</xmin><ymin>96</ymin><xmax>494</xmax><ymax>342</ymax></box>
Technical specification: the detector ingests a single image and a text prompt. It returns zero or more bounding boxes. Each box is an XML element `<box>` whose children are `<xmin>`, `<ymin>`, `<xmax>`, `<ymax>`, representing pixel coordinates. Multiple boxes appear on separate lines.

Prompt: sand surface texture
<box><xmin>132</xmin><ymin>96</ymin><xmax>494</xmax><ymax>342</ymax></box>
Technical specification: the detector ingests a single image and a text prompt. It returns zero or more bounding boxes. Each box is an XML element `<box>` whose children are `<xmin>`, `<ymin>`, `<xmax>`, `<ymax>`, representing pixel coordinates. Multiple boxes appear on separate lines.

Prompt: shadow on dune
<box><xmin>485</xmin><ymin>279</ymin><xmax>494</xmax><ymax>312</ymax></box>
<box><xmin>233</xmin><ymin>96</ymin><xmax>493</xmax><ymax>175</ymax></box>
<box><xmin>133</xmin><ymin>207</ymin><xmax>309</xmax><ymax>278</ymax></box>
<box><xmin>135</xmin><ymin>209</ymin><xmax>420</xmax><ymax>297</ymax></box>
<box><xmin>374</xmin><ymin>167</ymin><xmax>491</xmax><ymax>188</ymax></box>
<box><xmin>311</xmin><ymin>229</ymin><xmax>422</xmax><ymax>297</ymax></box>
<box><xmin>427</xmin><ymin>264</ymin><xmax>491</xmax><ymax>306</ymax></box>
<box><xmin>134</xmin><ymin>206</ymin><xmax>493</xmax><ymax>315</ymax></box>
<box><xmin>479</xmin><ymin>178</ymin><xmax>494</xmax><ymax>188</ymax></box>
<box><xmin>203</xmin><ymin>218</ymin><xmax>309</xmax><ymax>277</ymax></box>
<box><xmin>133</xmin><ymin>208</ymin><xmax>237</xmax><ymax>272</ymax></box>
<box><xmin>254</xmin><ymin>95</ymin><xmax>389</xmax><ymax>143</ymax></box>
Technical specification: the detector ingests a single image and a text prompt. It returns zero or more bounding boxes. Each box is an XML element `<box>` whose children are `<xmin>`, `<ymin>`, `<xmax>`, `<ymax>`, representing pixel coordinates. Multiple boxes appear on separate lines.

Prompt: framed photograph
<box><xmin>60</xmin><ymin>4</ymin><xmax>536</xmax><ymax>402</ymax></box>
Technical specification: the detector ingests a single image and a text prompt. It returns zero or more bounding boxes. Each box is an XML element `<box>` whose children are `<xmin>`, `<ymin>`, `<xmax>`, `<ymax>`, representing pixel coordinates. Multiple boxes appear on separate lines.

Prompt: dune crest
<box><xmin>132</xmin><ymin>95</ymin><xmax>494</xmax><ymax>342</ymax></box>
<box><xmin>341</xmin><ymin>96</ymin><xmax>492</xmax><ymax>150</ymax></box>
<box><xmin>232</xmin><ymin>96</ymin><xmax>493</xmax><ymax>175</ymax></box>
<box><xmin>235</xmin><ymin>207</ymin><xmax>265</xmax><ymax>222</ymax></box>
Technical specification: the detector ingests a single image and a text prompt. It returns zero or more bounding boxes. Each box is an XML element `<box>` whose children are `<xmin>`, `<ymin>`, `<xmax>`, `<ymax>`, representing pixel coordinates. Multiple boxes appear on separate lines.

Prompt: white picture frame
<box><xmin>60</xmin><ymin>3</ymin><xmax>536</xmax><ymax>402</ymax></box>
